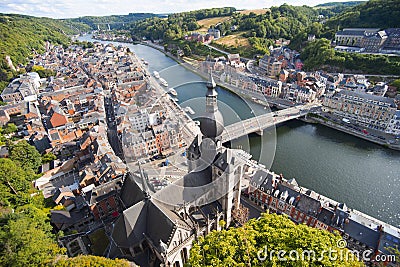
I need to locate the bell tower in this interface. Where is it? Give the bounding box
[199,72,224,142]
[187,72,224,172]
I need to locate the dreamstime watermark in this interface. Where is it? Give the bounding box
[256,239,397,263]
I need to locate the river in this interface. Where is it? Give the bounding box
[78,35,400,227]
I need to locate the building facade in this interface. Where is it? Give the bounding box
[322,90,397,131]
[259,55,282,78]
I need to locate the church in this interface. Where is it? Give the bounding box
[107,72,251,266]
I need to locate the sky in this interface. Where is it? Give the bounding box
[0,0,360,19]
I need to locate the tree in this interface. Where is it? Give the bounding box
[301,38,335,70]
[256,24,266,38]
[31,65,55,78]
[0,158,32,207]
[390,79,400,92]
[189,213,363,266]
[308,22,323,37]
[52,255,132,267]
[8,140,42,172]
[0,205,65,267]
[42,152,57,164]
[2,123,17,135]
[183,44,192,56]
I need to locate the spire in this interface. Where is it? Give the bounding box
[206,71,216,90]
[138,162,151,200]
[199,70,224,140]
[205,71,218,112]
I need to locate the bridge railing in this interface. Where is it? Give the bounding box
[220,105,318,142]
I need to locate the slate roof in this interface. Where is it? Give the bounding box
[344,214,381,249]
[275,183,300,205]
[336,29,369,37]
[31,135,51,153]
[250,169,271,189]
[51,210,87,231]
[295,191,322,217]
[153,166,212,207]
[89,176,123,205]
[111,198,193,251]
[337,90,396,107]
[119,173,145,209]
[317,207,335,225]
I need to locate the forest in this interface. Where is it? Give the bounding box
[63,13,157,31]
[301,38,400,75]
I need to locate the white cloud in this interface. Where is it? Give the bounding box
[0,0,357,18]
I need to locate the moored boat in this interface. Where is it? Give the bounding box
[168,88,177,96]
[153,71,160,79]
[159,78,168,87]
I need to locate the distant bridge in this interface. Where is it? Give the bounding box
[221,103,320,142]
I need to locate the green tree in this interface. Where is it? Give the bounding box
[308,22,323,37]
[31,65,55,78]
[256,24,267,38]
[189,213,363,266]
[301,38,335,70]
[42,152,57,164]
[0,14,73,67]
[390,79,400,92]
[0,158,32,207]
[0,205,65,267]
[2,123,17,135]
[9,140,42,172]
[52,255,131,267]
[183,44,192,56]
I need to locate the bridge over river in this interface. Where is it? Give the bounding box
[221,103,321,142]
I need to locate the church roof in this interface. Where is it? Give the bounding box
[153,166,212,207]
[111,197,193,251]
[120,173,145,209]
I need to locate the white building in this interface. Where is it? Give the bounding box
[129,109,150,132]
[385,111,400,137]
[1,72,41,103]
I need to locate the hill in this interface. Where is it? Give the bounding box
[130,7,236,41]
[197,16,231,32]
[314,1,366,18]
[0,13,77,92]
[63,13,158,31]
[315,1,366,8]
[0,14,74,65]
[130,5,318,57]
[326,0,400,29]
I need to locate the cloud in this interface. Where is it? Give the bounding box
[0,0,353,18]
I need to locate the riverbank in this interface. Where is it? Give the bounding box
[308,115,400,151]
[141,42,292,109]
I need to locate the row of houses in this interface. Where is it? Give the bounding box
[246,168,400,264]
[322,90,400,135]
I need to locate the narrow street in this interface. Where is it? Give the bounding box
[104,96,124,160]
